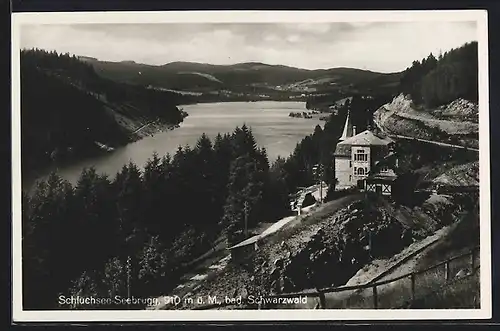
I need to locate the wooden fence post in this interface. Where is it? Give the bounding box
[319,292,326,309]
[444,261,450,281]
[410,273,416,302]
[470,248,476,270]
[372,286,378,309]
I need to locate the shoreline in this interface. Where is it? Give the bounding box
[22,99,315,193]
[22,114,188,194]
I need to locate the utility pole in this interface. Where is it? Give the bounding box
[126,255,131,309]
[313,164,324,204]
[368,230,373,259]
[244,201,249,238]
[319,163,323,204]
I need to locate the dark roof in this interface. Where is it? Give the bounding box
[366,167,398,183]
[366,174,398,182]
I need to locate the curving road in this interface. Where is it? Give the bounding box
[372,111,479,152]
[389,134,479,152]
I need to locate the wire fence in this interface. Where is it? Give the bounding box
[191,245,479,310]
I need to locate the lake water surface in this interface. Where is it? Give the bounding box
[27,101,323,189]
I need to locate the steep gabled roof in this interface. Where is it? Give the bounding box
[334,130,393,156]
[366,168,398,182]
[339,130,393,146]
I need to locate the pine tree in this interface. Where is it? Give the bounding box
[23,172,74,309]
[193,133,220,237]
[114,162,144,256]
[399,41,478,107]
[222,154,266,242]
[142,152,166,236]
[137,235,169,297]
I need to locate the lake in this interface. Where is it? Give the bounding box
[26,101,324,189]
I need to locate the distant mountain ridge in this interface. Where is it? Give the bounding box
[86,57,402,97]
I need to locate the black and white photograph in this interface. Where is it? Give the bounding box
[11,10,490,321]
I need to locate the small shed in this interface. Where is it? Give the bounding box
[227,235,261,263]
[364,169,398,196]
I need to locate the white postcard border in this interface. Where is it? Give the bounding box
[11,9,491,322]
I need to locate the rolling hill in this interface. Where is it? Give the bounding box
[81,57,403,99]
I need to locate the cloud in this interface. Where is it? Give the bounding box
[285,23,331,34]
[286,34,301,43]
[212,29,234,41]
[19,21,478,72]
[264,34,279,42]
[348,22,376,28]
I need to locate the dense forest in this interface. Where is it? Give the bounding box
[23,125,293,309]
[399,41,478,107]
[21,49,190,176]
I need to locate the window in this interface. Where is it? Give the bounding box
[380,165,389,172]
[349,161,352,167]
[354,149,368,161]
[349,175,352,181]
[357,168,365,176]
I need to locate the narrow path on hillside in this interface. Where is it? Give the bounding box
[390,134,479,152]
[131,121,157,134]
[150,190,358,310]
[373,108,479,152]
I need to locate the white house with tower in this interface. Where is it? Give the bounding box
[334,109,397,194]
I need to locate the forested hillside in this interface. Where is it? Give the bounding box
[90,60,312,89]
[399,41,478,107]
[21,49,189,176]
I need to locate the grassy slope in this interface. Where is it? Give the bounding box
[389,200,480,309]
[408,270,480,309]
[405,209,479,309]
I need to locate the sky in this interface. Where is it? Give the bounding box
[20,21,477,73]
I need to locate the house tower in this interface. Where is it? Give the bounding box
[339,109,355,141]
